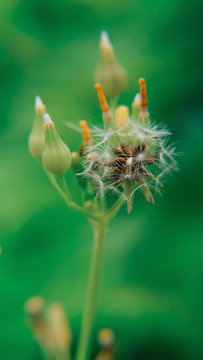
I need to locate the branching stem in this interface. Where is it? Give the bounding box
[46,171,124,360]
[46,172,98,220]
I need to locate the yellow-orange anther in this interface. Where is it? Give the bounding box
[95,84,109,112]
[139,78,148,108]
[79,121,93,146]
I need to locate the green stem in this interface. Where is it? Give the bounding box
[76,219,107,360]
[105,196,125,221]
[110,96,119,115]
[46,172,98,220]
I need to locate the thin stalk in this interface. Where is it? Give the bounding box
[46,172,98,220]
[105,196,125,221]
[110,96,119,116]
[76,220,107,360]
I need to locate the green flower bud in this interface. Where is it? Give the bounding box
[42,113,71,176]
[24,296,48,347]
[95,31,127,98]
[97,328,115,348]
[28,96,46,160]
[46,303,72,356]
[71,152,81,172]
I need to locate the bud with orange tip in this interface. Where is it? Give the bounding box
[95,83,112,127]
[79,121,93,147]
[95,84,109,112]
[138,78,149,120]
[139,78,148,109]
[79,120,93,157]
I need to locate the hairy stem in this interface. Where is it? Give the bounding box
[76,219,107,360]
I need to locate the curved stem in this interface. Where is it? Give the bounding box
[76,220,107,360]
[46,172,98,220]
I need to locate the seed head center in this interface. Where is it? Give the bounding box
[136,153,144,161]
[126,157,133,165]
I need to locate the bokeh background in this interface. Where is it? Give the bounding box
[0,0,203,359]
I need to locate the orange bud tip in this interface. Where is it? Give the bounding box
[139,78,148,110]
[79,120,93,147]
[94,83,109,112]
[94,83,102,91]
[44,113,54,127]
[139,78,145,85]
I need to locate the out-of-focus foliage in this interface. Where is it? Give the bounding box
[0,0,203,359]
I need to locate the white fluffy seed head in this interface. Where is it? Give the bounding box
[79,117,177,201]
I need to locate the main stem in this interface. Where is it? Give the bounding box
[76,219,107,360]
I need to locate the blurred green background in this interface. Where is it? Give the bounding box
[0,0,203,359]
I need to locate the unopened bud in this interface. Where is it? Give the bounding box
[24,296,48,347]
[95,31,127,98]
[100,31,112,53]
[42,113,71,176]
[28,96,46,160]
[115,105,129,128]
[98,328,115,349]
[35,96,46,115]
[47,302,72,355]
[71,152,81,171]
[24,296,44,316]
